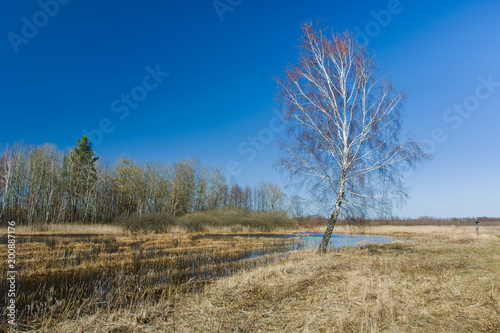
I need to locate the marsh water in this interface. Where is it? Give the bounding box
[1,232,402,323]
[195,232,402,256]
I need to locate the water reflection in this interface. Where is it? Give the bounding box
[198,232,403,258]
[2,232,403,323]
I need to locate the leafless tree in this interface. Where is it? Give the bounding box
[275,23,427,253]
[0,139,294,225]
[288,195,303,218]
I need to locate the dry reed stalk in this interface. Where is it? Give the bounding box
[5,225,500,332]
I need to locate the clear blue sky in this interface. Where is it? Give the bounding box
[1,0,499,218]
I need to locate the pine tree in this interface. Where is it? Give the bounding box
[61,136,99,222]
[74,136,99,173]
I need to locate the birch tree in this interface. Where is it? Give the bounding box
[208,165,226,210]
[0,144,29,223]
[0,146,15,221]
[275,24,427,253]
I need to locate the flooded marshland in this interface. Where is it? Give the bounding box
[0,231,401,327]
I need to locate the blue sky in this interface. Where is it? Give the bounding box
[1,0,499,218]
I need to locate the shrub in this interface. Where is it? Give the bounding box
[115,212,173,233]
[116,210,296,233]
[175,213,212,232]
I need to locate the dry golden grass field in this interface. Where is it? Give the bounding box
[2,224,500,332]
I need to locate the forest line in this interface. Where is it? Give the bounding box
[0,136,298,225]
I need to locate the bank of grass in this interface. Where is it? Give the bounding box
[38,225,500,332]
[10,222,123,235]
[116,209,297,233]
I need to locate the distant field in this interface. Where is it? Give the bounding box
[1,224,499,332]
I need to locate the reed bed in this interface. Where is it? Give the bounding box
[0,230,300,331]
[34,225,500,332]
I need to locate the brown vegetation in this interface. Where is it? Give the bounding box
[0,218,298,331]
[12,225,499,332]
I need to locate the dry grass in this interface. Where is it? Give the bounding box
[4,223,123,235]
[1,228,303,332]
[325,224,500,240]
[32,225,500,332]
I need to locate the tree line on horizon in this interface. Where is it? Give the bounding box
[0,137,297,225]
